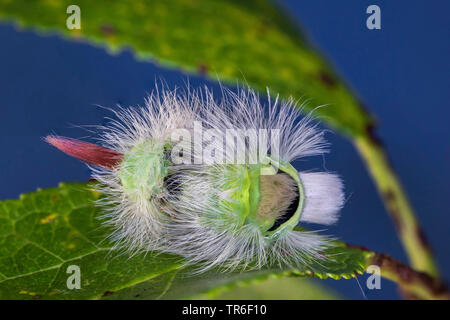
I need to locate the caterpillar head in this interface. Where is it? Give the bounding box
[46,86,344,271]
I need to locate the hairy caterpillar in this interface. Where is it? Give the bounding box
[46,86,344,272]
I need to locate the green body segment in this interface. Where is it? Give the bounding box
[208,158,305,238]
[200,165,260,230]
[118,139,304,238]
[119,140,170,201]
[211,164,263,229]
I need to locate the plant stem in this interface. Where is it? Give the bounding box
[353,134,439,277]
[350,245,449,300]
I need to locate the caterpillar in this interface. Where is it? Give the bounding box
[46,86,344,272]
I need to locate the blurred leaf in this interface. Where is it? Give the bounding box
[209,278,340,300]
[0,183,368,299]
[0,0,373,136]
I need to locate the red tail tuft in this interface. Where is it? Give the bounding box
[45,136,123,170]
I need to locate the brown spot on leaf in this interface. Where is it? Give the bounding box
[364,121,383,146]
[197,63,208,75]
[257,18,270,35]
[102,291,115,297]
[383,189,395,203]
[32,295,41,300]
[416,226,432,251]
[317,71,337,87]
[382,190,402,231]
[100,24,116,36]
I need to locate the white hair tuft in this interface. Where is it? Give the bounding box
[299,172,344,225]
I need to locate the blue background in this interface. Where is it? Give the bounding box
[0,1,448,299]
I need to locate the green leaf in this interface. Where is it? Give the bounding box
[104,268,341,300]
[0,0,373,137]
[0,183,369,299]
[209,278,341,300]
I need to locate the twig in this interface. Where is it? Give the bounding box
[348,244,449,300]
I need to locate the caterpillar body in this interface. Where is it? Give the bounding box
[46,86,344,272]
